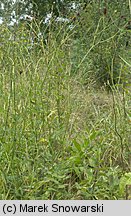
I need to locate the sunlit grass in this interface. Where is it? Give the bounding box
[0,16,130,199]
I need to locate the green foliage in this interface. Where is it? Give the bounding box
[119,173,131,198]
[0,1,130,200]
[70,0,130,85]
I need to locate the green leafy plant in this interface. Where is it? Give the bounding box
[119,173,131,198]
[0,1,130,200]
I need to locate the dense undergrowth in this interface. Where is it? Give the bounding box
[0,1,131,199]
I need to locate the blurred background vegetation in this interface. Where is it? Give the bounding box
[0,0,131,199]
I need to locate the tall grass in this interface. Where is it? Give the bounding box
[0,4,130,199]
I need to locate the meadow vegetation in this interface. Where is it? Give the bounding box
[0,1,131,199]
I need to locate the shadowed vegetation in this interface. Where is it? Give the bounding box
[0,0,131,199]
